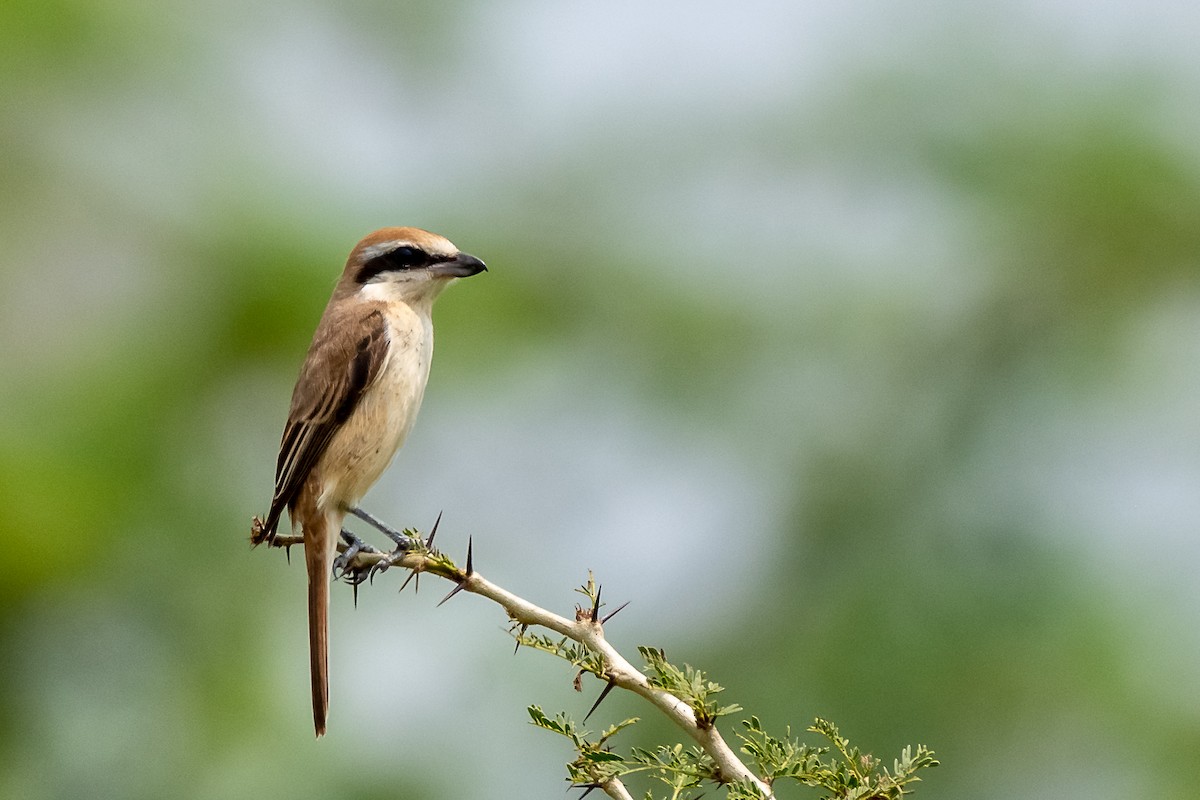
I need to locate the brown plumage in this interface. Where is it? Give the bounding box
[258,227,485,736]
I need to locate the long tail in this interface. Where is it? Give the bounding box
[304,513,334,737]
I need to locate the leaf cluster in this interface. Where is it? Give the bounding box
[637,646,743,728]
[512,629,607,678]
[528,706,637,788]
[737,716,938,799]
[629,743,717,798]
[527,643,937,799]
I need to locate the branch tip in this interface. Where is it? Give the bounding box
[249,515,271,547]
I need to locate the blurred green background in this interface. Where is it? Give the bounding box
[2,2,1197,798]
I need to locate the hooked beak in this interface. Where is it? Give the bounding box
[430,251,487,278]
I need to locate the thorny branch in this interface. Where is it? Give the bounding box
[252,520,775,799]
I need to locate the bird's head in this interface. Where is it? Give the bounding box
[339,227,487,305]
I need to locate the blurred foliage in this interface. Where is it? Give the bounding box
[1,3,1198,800]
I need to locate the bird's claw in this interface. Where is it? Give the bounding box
[367,556,395,582]
[366,533,417,581]
[333,529,379,581]
[329,513,420,587]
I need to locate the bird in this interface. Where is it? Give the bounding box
[254,227,486,736]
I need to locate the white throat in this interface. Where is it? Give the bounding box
[358,277,451,309]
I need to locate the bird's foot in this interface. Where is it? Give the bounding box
[343,509,418,581]
[333,529,380,583]
[366,537,420,582]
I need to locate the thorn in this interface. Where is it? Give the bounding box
[352,579,359,608]
[435,537,473,607]
[284,544,292,565]
[414,573,421,594]
[398,569,417,594]
[590,584,602,622]
[426,510,443,548]
[577,783,602,798]
[583,678,617,722]
[513,624,527,655]
[437,581,466,607]
[601,601,630,625]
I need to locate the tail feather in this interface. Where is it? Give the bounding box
[305,515,333,737]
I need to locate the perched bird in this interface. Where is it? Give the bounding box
[255,227,486,736]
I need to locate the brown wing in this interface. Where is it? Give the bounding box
[260,306,389,538]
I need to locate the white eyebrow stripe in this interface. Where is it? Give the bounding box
[359,241,408,261]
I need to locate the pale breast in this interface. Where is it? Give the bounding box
[317,303,434,510]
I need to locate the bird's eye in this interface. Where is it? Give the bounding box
[387,246,427,269]
[356,243,431,284]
